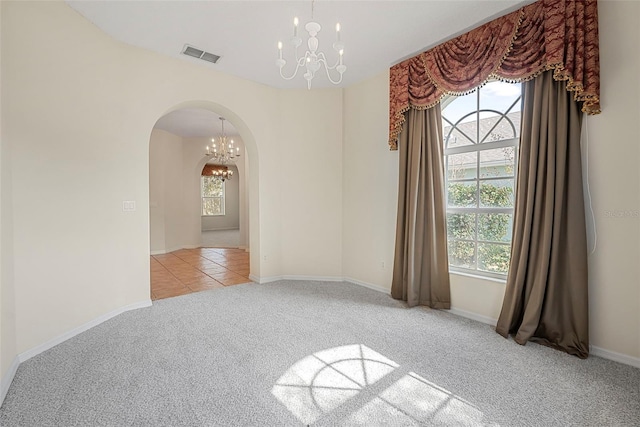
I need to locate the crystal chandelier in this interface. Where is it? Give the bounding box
[276,0,346,89]
[205,117,240,166]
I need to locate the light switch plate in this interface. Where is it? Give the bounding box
[123,201,136,212]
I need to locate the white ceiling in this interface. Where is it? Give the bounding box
[154,109,239,138]
[67,0,532,137]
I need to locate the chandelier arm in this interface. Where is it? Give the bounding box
[293,44,302,66]
[316,54,344,85]
[316,52,340,70]
[323,66,344,85]
[279,53,310,80]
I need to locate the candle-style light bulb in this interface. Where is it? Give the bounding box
[278,41,283,59]
[293,17,299,37]
[336,23,341,42]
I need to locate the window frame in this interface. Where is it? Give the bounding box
[442,84,521,280]
[201,175,225,217]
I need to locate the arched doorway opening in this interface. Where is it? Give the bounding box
[147,101,260,299]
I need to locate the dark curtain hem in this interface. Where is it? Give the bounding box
[495,70,589,359]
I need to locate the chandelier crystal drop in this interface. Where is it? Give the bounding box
[205,117,240,171]
[276,0,346,89]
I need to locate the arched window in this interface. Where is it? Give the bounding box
[441,81,521,278]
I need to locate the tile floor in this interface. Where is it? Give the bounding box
[150,248,251,300]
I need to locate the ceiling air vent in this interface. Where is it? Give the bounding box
[181,45,221,64]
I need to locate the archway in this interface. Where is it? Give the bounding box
[194,147,247,250]
[147,100,260,298]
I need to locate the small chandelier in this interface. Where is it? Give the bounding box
[205,117,240,164]
[203,164,233,181]
[212,166,233,181]
[276,0,346,89]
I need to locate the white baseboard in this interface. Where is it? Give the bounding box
[448,307,498,326]
[255,275,344,284]
[282,275,344,282]
[591,345,640,368]
[0,356,20,406]
[2,300,152,406]
[343,277,390,294]
[221,272,640,369]
[448,308,640,368]
[150,246,183,255]
[18,300,152,363]
[258,275,283,284]
[202,227,240,232]
[252,275,390,295]
[151,244,203,255]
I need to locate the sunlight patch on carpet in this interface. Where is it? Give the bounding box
[272,344,496,425]
[271,344,398,424]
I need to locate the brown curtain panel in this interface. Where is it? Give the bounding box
[496,71,589,358]
[391,107,451,309]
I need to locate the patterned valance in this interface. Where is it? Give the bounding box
[201,164,228,176]
[389,0,600,149]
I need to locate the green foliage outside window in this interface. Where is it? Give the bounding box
[202,176,224,216]
[202,176,223,197]
[447,182,514,274]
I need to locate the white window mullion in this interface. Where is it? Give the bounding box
[442,81,521,278]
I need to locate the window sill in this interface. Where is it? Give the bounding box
[449,270,507,284]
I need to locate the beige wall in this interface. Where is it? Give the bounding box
[5,0,154,355]
[342,0,640,359]
[342,71,398,288]
[149,129,184,253]
[1,0,18,387]
[238,150,250,250]
[278,89,344,277]
[585,0,640,359]
[1,0,343,358]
